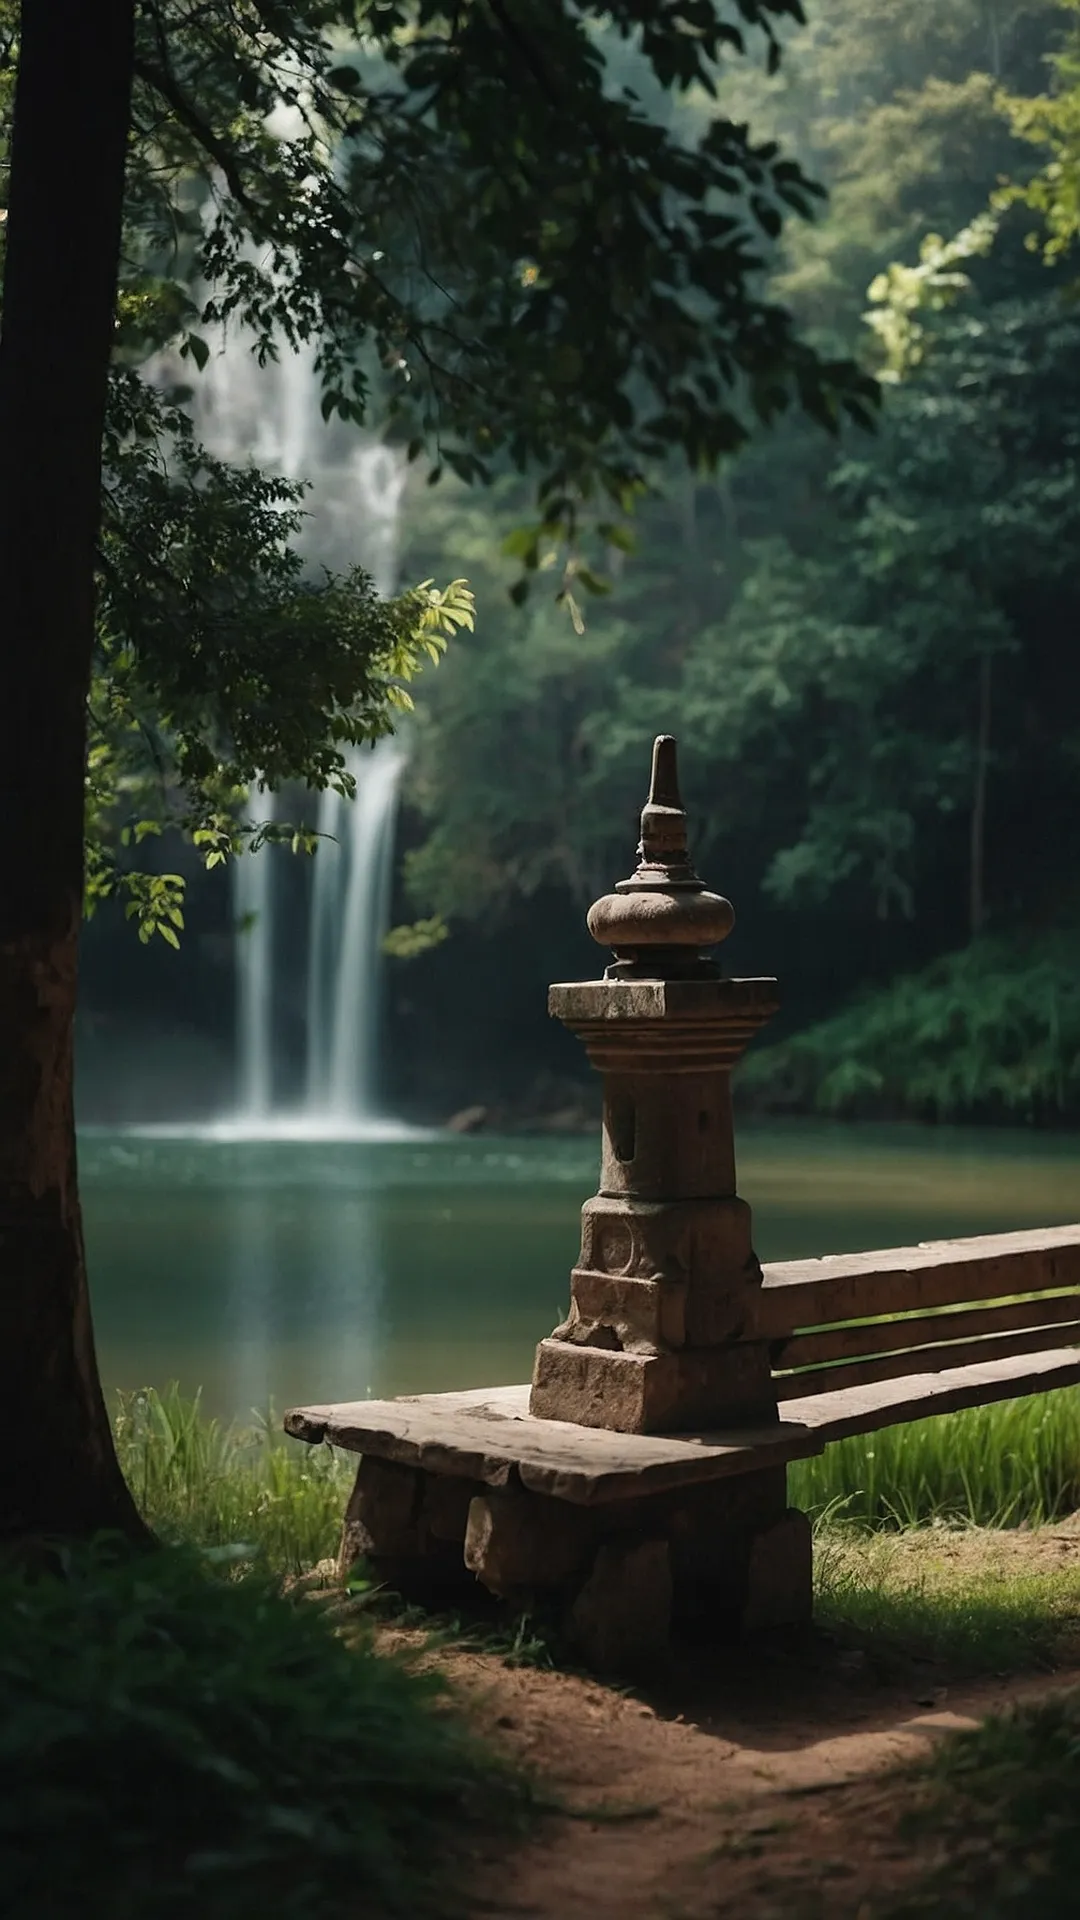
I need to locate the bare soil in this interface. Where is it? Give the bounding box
[405,1524,1080,1919]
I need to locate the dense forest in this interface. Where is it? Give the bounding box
[79,0,1080,1126]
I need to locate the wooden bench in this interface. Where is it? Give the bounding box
[286,1221,1080,1666]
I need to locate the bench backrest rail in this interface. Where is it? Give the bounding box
[756,1224,1080,1404]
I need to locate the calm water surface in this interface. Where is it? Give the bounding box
[80,1121,1080,1422]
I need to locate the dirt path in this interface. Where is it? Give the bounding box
[451,1642,1074,1918]
[408,1525,1080,1919]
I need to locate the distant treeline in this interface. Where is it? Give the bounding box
[79,0,1080,1125]
[387,0,1080,1122]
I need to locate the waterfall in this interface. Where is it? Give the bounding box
[305,741,405,1121]
[234,788,276,1119]
[180,322,412,1134]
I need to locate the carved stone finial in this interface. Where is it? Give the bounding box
[622,735,702,893]
[585,735,734,979]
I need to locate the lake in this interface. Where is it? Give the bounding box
[81,1120,1080,1424]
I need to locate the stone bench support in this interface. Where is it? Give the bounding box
[334,1443,810,1669]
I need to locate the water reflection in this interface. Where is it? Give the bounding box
[80,1123,1080,1423]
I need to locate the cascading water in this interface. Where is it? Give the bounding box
[305,741,405,1122]
[233,786,276,1120]
[182,328,412,1134]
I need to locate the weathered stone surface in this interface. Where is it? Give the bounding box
[664,1468,788,1628]
[560,1270,690,1352]
[337,1456,423,1576]
[550,984,778,1079]
[567,1537,673,1671]
[422,1473,476,1543]
[534,745,778,1436]
[564,1194,763,1351]
[578,1193,755,1284]
[463,1485,594,1596]
[332,1449,806,1651]
[599,1069,737,1201]
[530,1337,777,1435]
[286,1385,824,1504]
[742,1509,813,1632]
[338,1457,483,1607]
[548,975,779,1029]
[588,883,734,954]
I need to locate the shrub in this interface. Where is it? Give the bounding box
[739,931,1080,1123]
[0,1542,528,1920]
[889,1690,1080,1916]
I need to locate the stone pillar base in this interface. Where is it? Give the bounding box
[530,1335,777,1435]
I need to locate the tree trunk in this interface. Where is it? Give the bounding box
[0,0,146,1539]
[969,653,992,942]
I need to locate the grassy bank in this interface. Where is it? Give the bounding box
[119,1383,1080,1576]
[884,1689,1080,1917]
[815,1525,1080,1673]
[112,1385,353,1570]
[789,1388,1080,1529]
[6,1391,527,1918]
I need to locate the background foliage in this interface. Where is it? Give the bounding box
[63,0,1080,1123]
[377,0,1080,1122]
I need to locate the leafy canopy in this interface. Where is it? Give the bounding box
[996,0,1080,263]
[128,0,874,507]
[396,0,1080,964]
[2,0,877,938]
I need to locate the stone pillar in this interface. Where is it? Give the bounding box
[531,735,780,1436]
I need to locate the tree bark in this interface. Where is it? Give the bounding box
[969,653,992,942]
[0,0,146,1539]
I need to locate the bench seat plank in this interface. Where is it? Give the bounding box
[783,1346,1080,1443]
[756,1225,1080,1339]
[286,1347,1080,1505]
[285,1390,825,1505]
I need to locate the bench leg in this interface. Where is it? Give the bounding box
[463,1481,672,1671]
[567,1536,673,1671]
[336,1458,813,1662]
[338,1456,480,1607]
[666,1469,812,1634]
[743,1507,813,1631]
[462,1472,812,1667]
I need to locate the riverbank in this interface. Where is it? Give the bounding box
[111,1388,1080,1917]
[120,1383,1080,1569]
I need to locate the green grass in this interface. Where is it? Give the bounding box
[112,1384,352,1571]
[815,1526,1080,1673]
[115,1382,1080,1581]
[790,1388,1080,1529]
[0,1541,530,1920]
[111,1381,1080,1687]
[884,1690,1080,1917]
